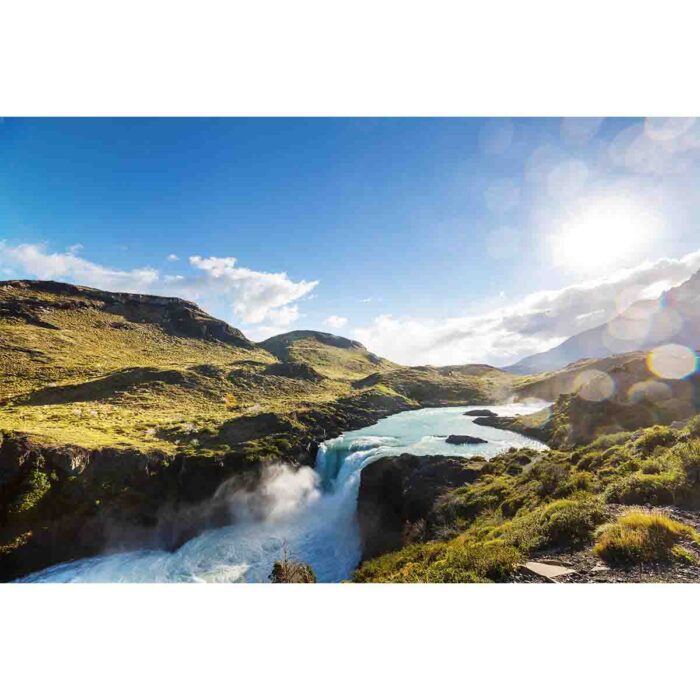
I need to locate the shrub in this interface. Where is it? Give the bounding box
[683,415,700,439]
[576,450,605,472]
[353,542,447,582]
[8,466,52,518]
[588,432,633,450]
[604,470,686,506]
[447,475,514,521]
[494,496,608,552]
[353,540,521,583]
[664,440,700,487]
[634,426,676,456]
[269,558,316,583]
[565,470,596,493]
[423,541,522,583]
[594,511,699,565]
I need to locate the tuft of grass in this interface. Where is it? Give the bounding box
[671,545,697,565]
[594,511,700,565]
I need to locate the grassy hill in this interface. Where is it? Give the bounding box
[0,282,515,454]
[354,364,520,405]
[0,281,356,452]
[259,330,398,380]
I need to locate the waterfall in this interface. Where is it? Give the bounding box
[18,403,549,583]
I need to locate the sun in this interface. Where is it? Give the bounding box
[549,195,663,274]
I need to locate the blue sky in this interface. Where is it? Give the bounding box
[3,117,700,365]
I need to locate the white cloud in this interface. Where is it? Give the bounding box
[0,242,158,291]
[166,254,179,262]
[186,256,317,324]
[353,250,700,366]
[0,242,318,331]
[325,315,348,330]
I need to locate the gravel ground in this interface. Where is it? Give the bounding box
[511,505,700,583]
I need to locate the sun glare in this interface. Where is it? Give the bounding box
[550,196,662,273]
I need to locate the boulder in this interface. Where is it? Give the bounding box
[464,409,497,417]
[445,434,488,445]
[521,561,577,581]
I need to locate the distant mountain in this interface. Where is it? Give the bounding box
[259,330,398,380]
[506,269,700,375]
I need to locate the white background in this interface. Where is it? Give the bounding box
[2,1,700,697]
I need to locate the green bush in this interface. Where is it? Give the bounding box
[683,416,700,439]
[269,558,316,583]
[604,470,686,506]
[8,466,52,518]
[353,540,521,583]
[664,440,700,482]
[447,475,514,521]
[423,541,522,583]
[493,496,608,552]
[634,426,676,456]
[588,432,633,450]
[353,542,448,583]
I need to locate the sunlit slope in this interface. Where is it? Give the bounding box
[259,330,399,380]
[0,281,352,450]
[493,350,700,447]
[0,281,530,454]
[355,364,520,405]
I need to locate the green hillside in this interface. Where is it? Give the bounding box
[259,330,398,380]
[0,281,353,452]
[0,282,513,454]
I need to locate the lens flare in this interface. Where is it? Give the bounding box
[646,344,698,380]
[628,380,673,404]
[574,369,615,402]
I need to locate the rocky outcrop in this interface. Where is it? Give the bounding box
[0,431,267,581]
[473,411,555,443]
[464,409,497,417]
[357,454,482,560]
[0,279,253,348]
[263,361,323,382]
[445,435,487,445]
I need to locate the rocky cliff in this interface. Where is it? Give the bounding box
[357,453,482,560]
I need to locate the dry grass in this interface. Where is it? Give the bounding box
[594,511,700,564]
